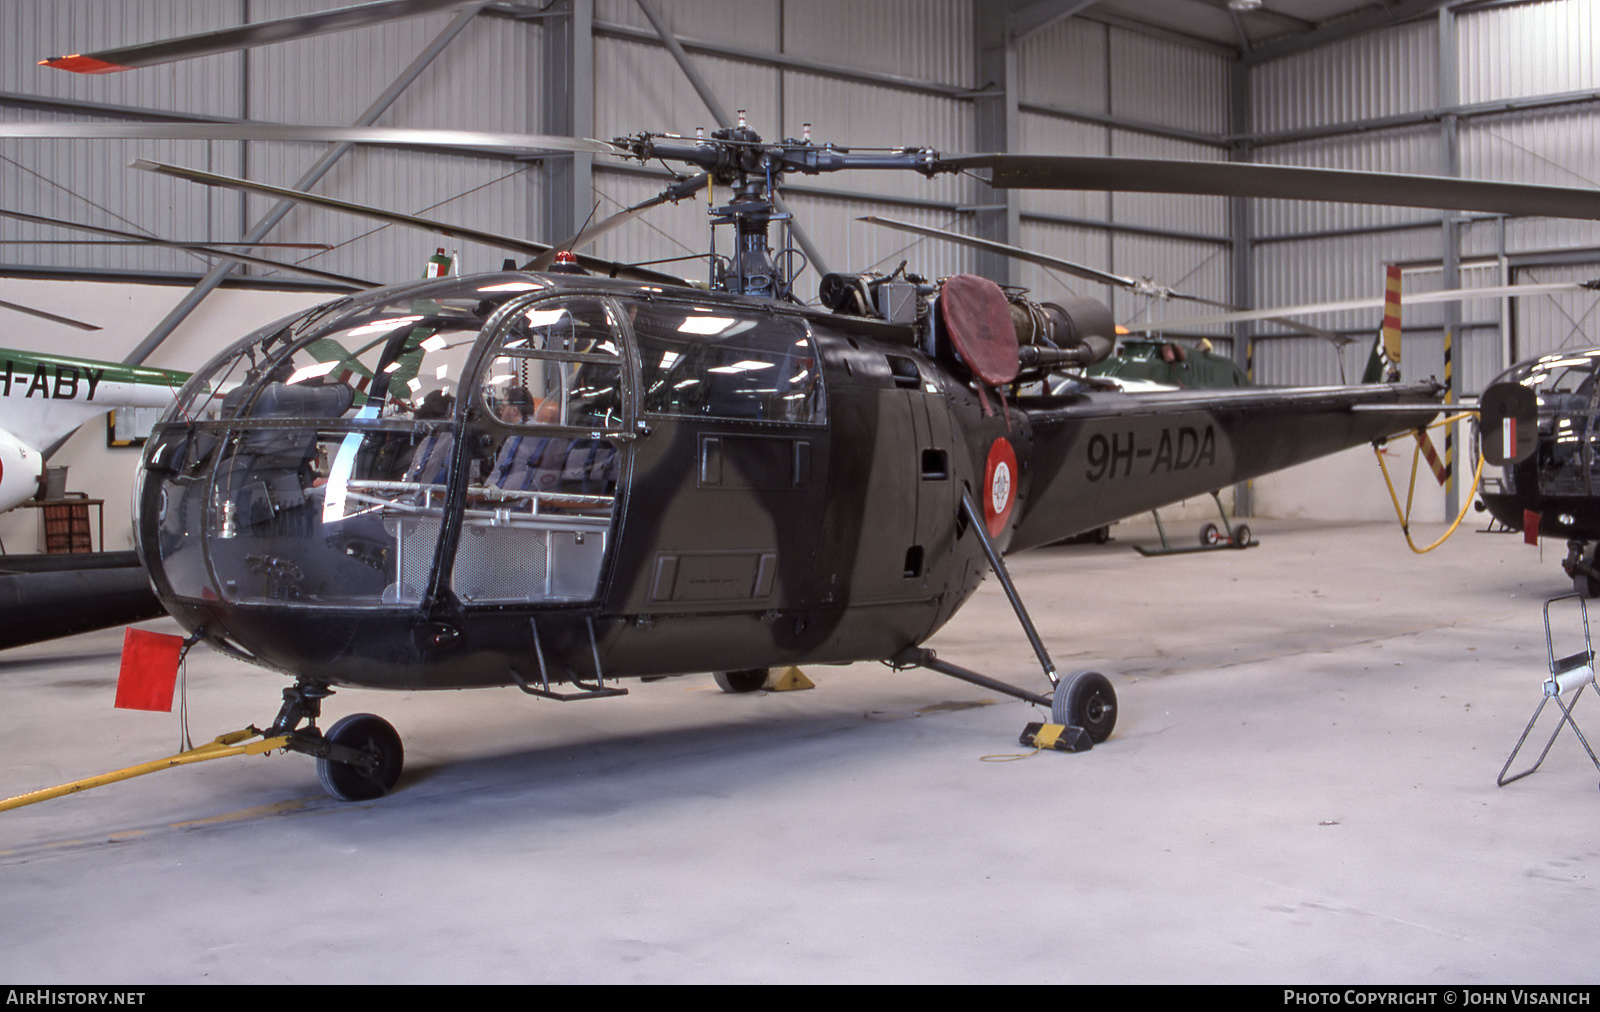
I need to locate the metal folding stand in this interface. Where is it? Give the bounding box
[1497,593,1600,787]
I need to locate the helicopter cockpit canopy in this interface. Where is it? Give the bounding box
[1490,348,1600,497]
[137,273,633,616]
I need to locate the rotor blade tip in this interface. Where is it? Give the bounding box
[40,54,127,74]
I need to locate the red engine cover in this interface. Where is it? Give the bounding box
[939,274,1018,387]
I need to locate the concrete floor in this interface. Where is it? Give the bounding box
[0,518,1595,984]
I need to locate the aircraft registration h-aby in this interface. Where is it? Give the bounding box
[17,0,1600,804]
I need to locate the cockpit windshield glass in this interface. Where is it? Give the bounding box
[143,276,550,609]
[1504,352,1600,414]
[479,298,628,433]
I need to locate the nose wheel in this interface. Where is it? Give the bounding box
[269,680,406,801]
[713,668,770,693]
[316,713,405,801]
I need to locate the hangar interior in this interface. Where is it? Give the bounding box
[6,0,1600,547]
[2,0,1600,985]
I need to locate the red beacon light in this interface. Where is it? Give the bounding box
[549,250,587,275]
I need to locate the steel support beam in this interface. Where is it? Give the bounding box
[1009,0,1100,43]
[1439,5,1463,519]
[1241,0,1455,67]
[1228,58,1255,517]
[974,4,1019,286]
[543,0,593,247]
[123,3,486,366]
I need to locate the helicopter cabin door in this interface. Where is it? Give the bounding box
[616,302,827,615]
[449,297,630,604]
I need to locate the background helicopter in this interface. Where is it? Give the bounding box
[1111,275,1600,591]
[0,324,186,649]
[13,0,1600,804]
[1475,348,1600,597]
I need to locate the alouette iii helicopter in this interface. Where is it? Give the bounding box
[120,115,1600,803]
[31,0,1600,805]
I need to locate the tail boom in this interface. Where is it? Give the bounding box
[1009,381,1444,551]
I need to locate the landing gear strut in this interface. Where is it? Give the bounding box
[1565,540,1600,598]
[895,490,1119,750]
[270,679,405,801]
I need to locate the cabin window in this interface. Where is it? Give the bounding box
[634,305,824,424]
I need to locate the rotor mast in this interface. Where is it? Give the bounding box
[611,121,939,300]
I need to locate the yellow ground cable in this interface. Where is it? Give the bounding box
[0,727,289,814]
[1373,413,1485,554]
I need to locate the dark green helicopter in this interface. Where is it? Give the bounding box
[124,118,1600,801]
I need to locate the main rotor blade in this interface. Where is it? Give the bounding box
[0,240,332,249]
[528,174,709,271]
[0,208,374,289]
[861,214,1133,290]
[1121,281,1597,333]
[859,214,1230,308]
[133,159,554,256]
[40,0,486,73]
[942,155,1600,221]
[0,122,613,156]
[859,214,1362,344]
[0,298,100,331]
[130,159,689,286]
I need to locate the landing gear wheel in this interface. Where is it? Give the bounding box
[1233,523,1251,548]
[1576,567,1600,599]
[1200,522,1222,546]
[317,713,404,801]
[713,668,769,693]
[1574,544,1600,602]
[1051,670,1117,744]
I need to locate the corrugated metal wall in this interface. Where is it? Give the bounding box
[1014,15,1232,325]
[1249,0,1600,392]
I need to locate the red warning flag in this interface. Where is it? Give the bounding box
[1413,429,1449,485]
[1524,509,1541,547]
[115,628,183,712]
